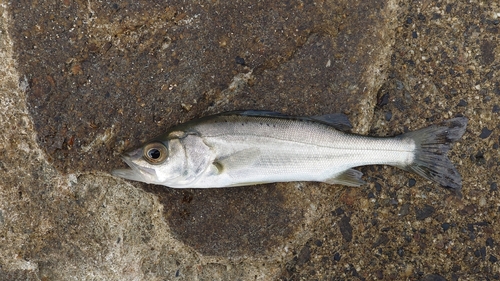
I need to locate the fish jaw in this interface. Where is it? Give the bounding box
[112,150,159,184]
[112,168,150,183]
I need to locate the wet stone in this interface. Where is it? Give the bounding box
[332,207,345,217]
[384,111,392,121]
[480,40,497,65]
[397,248,404,257]
[296,244,311,266]
[491,182,498,192]
[408,178,416,187]
[420,274,447,281]
[445,4,453,13]
[415,205,435,220]
[368,191,376,199]
[339,215,353,242]
[399,203,410,217]
[235,56,245,65]
[457,99,467,107]
[430,12,442,20]
[321,256,330,264]
[395,80,404,90]
[442,223,451,231]
[472,151,486,166]
[476,246,486,258]
[373,234,389,247]
[377,92,390,107]
[486,237,494,248]
[479,127,493,139]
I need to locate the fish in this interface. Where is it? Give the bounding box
[112,111,467,193]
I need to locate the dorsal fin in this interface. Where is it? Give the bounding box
[219,110,352,131]
[310,113,352,131]
[222,110,287,117]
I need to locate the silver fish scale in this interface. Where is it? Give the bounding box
[189,115,415,186]
[113,112,466,190]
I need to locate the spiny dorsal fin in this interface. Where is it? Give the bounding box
[221,111,352,131]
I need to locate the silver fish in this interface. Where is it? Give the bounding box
[112,111,467,192]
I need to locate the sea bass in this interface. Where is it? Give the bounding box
[112,111,467,192]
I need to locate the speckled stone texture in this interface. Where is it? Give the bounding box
[0,0,498,280]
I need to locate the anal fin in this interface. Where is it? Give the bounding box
[324,169,366,187]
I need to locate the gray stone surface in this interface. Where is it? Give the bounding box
[0,0,499,280]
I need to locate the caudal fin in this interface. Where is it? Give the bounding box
[399,117,468,193]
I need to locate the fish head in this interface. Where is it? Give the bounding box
[112,132,213,187]
[112,138,188,185]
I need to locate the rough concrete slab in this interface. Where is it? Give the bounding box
[0,0,499,280]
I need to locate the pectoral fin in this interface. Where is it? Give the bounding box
[215,148,261,173]
[324,169,366,187]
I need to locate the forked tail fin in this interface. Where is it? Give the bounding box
[399,117,468,194]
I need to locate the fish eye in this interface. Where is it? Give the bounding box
[143,142,168,164]
[148,149,161,159]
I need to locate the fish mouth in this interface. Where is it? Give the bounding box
[112,150,157,184]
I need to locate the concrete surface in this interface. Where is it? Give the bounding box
[0,0,498,280]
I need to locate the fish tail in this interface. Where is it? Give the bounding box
[399,117,468,194]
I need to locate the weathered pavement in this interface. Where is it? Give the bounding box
[0,1,499,280]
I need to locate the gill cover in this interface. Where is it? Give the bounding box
[145,131,213,186]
